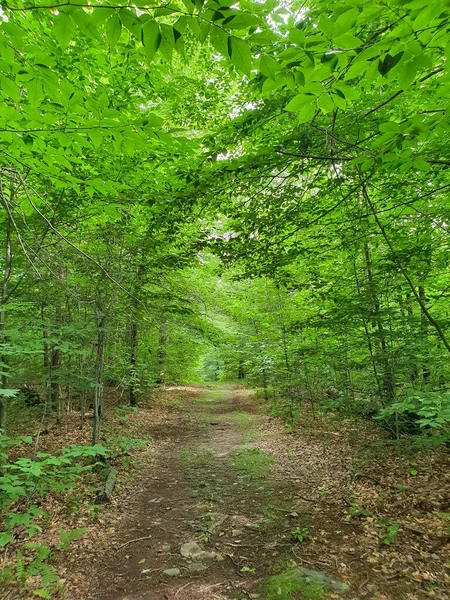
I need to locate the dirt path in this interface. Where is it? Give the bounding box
[70,385,449,600]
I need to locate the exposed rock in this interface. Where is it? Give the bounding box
[230,515,250,527]
[180,541,220,561]
[163,568,180,577]
[232,529,243,537]
[187,562,207,573]
[180,541,203,558]
[273,568,349,593]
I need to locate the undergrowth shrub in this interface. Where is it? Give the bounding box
[0,433,108,596]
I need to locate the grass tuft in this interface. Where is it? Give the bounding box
[233,447,273,479]
[261,571,325,600]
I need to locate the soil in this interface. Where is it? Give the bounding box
[62,385,450,600]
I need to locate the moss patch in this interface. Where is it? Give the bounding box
[233,447,274,479]
[261,571,325,600]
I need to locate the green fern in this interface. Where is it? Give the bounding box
[58,527,88,551]
[33,589,52,599]
[37,562,61,593]
[15,550,26,586]
[24,542,52,562]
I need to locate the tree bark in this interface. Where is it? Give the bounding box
[92,308,105,445]
[363,241,396,402]
[129,320,138,406]
[0,201,12,430]
[156,322,167,385]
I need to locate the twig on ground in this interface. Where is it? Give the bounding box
[116,535,152,552]
[175,582,193,596]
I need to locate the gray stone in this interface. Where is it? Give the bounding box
[188,562,207,573]
[163,568,180,577]
[180,541,218,561]
[232,529,243,537]
[244,522,260,530]
[180,541,203,558]
[279,568,349,593]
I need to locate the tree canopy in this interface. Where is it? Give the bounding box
[1,0,450,437]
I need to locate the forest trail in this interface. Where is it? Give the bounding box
[68,386,440,600]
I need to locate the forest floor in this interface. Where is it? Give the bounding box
[56,385,450,600]
[60,386,450,600]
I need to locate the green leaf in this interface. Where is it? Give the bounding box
[0,532,13,547]
[119,9,141,39]
[378,52,404,76]
[333,8,359,36]
[259,55,280,80]
[0,389,18,398]
[210,28,229,56]
[398,60,418,90]
[142,20,161,60]
[297,103,316,124]
[25,79,44,106]
[105,13,122,49]
[228,37,252,75]
[334,34,362,49]
[413,158,430,172]
[89,129,104,149]
[1,77,19,102]
[224,14,260,30]
[53,13,76,49]
[317,93,334,113]
[285,93,312,112]
[344,61,370,80]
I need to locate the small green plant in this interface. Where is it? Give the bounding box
[240,566,256,574]
[409,461,418,476]
[379,523,401,545]
[114,404,138,419]
[377,389,450,442]
[346,496,371,519]
[11,543,62,598]
[88,503,103,521]
[0,435,109,596]
[234,411,250,428]
[179,445,212,468]
[58,527,88,551]
[292,526,309,543]
[438,512,450,535]
[233,448,274,479]
[107,436,150,456]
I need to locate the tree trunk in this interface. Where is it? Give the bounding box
[129,320,138,406]
[156,322,168,385]
[92,310,105,445]
[354,260,382,396]
[0,204,12,430]
[363,242,396,402]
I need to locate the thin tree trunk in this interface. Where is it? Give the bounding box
[92,309,105,445]
[363,242,395,402]
[129,320,138,406]
[0,203,12,430]
[353,260,382,396]
[156,322,167,385]
[363,182,450,354]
